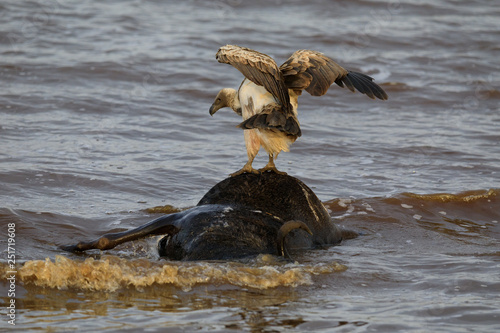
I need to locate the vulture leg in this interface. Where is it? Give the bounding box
[231,130,261,176]
[259,154,287,175]
[230,160,260,177]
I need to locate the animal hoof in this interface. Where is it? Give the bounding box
[60,243,82,253]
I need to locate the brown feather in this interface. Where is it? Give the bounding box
[279,49,388,100]
[280,49,347,96]
[216,45,293,115]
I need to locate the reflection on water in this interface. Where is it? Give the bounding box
[16,283,311,331]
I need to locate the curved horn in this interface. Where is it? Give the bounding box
[276,220,313,259]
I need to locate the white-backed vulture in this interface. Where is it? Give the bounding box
[209,45,388,176]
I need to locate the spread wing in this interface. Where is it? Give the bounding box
[279,50,388,100]
[216,45,293,115]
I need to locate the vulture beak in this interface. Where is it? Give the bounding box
[210,102,222,116]
[209,103,217,116]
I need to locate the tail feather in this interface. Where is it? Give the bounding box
[237,104,302,137]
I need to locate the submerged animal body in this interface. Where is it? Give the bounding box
[210,45,388,176]
[61,173,344,260]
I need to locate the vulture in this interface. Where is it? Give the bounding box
[209,45,388,176]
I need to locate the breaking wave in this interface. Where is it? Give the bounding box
[1,255,346,292]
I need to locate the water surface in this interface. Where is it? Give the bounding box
[1,0,499,332]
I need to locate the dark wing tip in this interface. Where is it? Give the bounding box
[339,71,388,100]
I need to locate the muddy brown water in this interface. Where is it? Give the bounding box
[1,0,499,332]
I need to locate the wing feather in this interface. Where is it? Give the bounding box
[216,45,293,114]
[280,50,388,100]
[335,71,388,100]
[280,50,346,96]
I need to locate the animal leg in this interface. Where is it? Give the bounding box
[61,214,180,252]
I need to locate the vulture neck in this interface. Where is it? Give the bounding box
[226,88,241,113]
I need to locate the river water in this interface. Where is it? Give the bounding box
[1,0,499,332]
